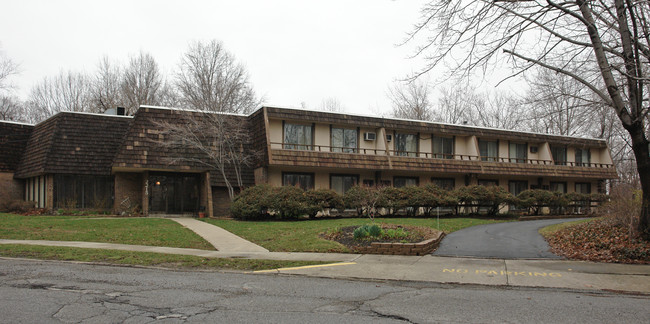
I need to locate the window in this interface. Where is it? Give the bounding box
[362,179,375,187]
[283,122,313,150]
[53,175,113,209]
[509,180,528,196]
[432,136,454,159]
[330,174,359,194]
[395,133,418,157]
[431,178,455,190]
[478,139,498,161]
[551,146,567,165]
[379,180,392,187]
[331,127,358,153]
[575,148,591,166]
[509,142,527,163]
[575,182,591,194]
[394,176,419,188]
[550,182,567,193]
[478,179,499,187]
[282,173,314,190]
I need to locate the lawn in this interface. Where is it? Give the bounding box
[0,213,214,250]
[206,217,509,253]
[0,244,326,271]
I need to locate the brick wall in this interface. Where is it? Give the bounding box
[0,172,23,207]
[114,172,142,215]
[354,232,445,256]
[211,186,232,217]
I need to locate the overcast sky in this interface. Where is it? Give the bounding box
[1,0,461,116]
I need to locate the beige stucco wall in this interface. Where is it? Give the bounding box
[268,119,283,149]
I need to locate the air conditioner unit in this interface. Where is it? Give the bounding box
[386,134,392,142]
[364,132,376,141]
[530,146,538,153]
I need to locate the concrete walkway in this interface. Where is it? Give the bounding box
[171,218,269,253]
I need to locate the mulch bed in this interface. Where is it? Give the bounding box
[323,223,441,251]
[545,218,649,264]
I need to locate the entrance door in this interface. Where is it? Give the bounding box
[149,173,200,214]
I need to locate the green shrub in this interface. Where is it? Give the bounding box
[454,185,512,215]
[353,224,383,240]
[344,186,379,217]
[230,184,273,219]
[353,226,369,239]
[376,186,407,216]
[382,228,408,240]
[303,189,344,218]
[517,189,570,215]
[367,224,382,237]
[268,186,309,219]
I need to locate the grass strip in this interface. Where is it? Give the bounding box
[538,218,595,238]
[206,217,509,253]
[0,244,327,271]
[0,214,214,250]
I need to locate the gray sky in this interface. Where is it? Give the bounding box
[1,0,437,115]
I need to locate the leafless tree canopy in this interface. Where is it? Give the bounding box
[388,79,434,121]
[121,51,165,115]
[319,97,345,112]
[28,70,94,121]
[411,0,650,237]
[176,40,258,114]
[154,112,258,200]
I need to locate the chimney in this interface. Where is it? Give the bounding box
[117,107,126,116]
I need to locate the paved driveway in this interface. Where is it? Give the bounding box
[433,218,585,259]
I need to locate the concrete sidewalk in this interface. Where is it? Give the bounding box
[171,218,269,253]
[1,239,649,294]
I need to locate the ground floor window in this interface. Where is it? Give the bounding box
[330,174,359,194]
[478,179,499,187]
[25,176,47,208]
[550,182,567,193]
[509,180,528,196]
[282,172,314,190]
[431,178,455,190]
[575,182,591,194]
[54,174,113,209]
[394,176,419,188]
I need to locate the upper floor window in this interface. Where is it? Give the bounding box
[432,136,454,159]
[394,176,419,188]
[283,172,314,190]
[551,145,567,165]
[395,133,418,157]
[575,148,590,166]
[331,127,357,153]
[478,139,498,161]
[509,142,527,163]
[283,122,313,150]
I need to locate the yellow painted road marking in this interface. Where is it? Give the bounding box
[254,262,356,273]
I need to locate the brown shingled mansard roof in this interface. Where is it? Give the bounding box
[0,121,34,173]
[112,106,255,187]
[14,112,132,178]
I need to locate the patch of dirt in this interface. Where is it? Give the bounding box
[545,218,649,264]
[323,223,441,251]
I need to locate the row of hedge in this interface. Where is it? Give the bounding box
[229,184,606,219]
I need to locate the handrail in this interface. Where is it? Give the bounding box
[269,142,615,169]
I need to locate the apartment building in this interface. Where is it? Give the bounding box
[0,105,618,217]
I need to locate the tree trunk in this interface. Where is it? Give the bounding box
[628,125,650,239]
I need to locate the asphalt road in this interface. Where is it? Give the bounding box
[1,258,648,323]
[433,218,585,259]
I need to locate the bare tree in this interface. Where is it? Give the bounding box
[154,112,258,200]
[435,86,474,124]
[91,56,124,113]
[0,96,26,122]
[176,40,258,113]
[410,1,650,237]
[319,97,345,112]
[0,50,19,93]
[27,70,93,121]
[388,79,434,121]
[121,51,164,115]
